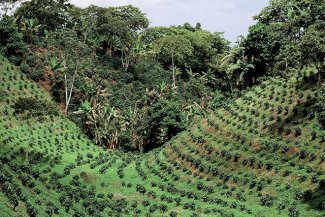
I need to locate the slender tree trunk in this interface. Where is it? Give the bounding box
[64,73,76,114]
[25,150,29,164]
[125,54,129,71]
[317,71,322,96]
[64,73,68,113]
[121,46,130,71]
[26,121,31,164]
[121,49,125,68]
[316,64,324,97]
[228,75,233,97]
[63,54,77,115]
[124,52,130,71]
[172,52,176,88]
[317,72,320,95]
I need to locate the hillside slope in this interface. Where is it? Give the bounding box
[0,56,324,217]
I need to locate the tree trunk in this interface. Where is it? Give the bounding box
[25,150,29,165]
[64,73,68,114]
[172,52,176,88]
[228,75,233,97]
[316,64,324,97]
[64,68,77,114]
[121,47,130,71]
[317,71,322,96]
[121,49,125,69]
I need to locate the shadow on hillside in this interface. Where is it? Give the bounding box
[304,187,325,211]
[267,77,319,136]
[268,98,317,135]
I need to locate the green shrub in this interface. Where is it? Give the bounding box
[20,62,32,75]
[12,97,58,117]
[30,66,44,82]
[145,99,187,150]
[0,16,27,64]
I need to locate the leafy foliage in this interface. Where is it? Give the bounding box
[146,99,187,149]
[13,97,58,117]
[0,15,26,63]
[0,1,324,215]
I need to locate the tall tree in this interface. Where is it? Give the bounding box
[48,29,93,114]
[0,15,26,63]
[21,18,40,44]
[87,5,149,70]
[14,0,71,31]
[299,23,325,94]
[154,34,193,87]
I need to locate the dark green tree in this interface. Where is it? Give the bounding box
[0,15,26,63]
[145,99,187,150]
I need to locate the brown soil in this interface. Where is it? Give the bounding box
[82,173,97,183]
[287,146,299,155]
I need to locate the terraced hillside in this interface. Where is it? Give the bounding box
[0,56,324,217]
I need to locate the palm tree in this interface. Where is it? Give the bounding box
[21,18,41,44]
[74,100,102,145]
[186,68,198,79]
[107,36,144,71]
[106,35,121,56]
[132,39,148,62]
[74,87,111,146]
[80,16,97,45]
[227,59,255,86]
[201,69,218,87]
[157,81,168,98]
[182,102,206,122]
[49,57,62,72]
[221,38,255,90]
[124,106,144,151]
[220,45,245,68]
[170,64,182,89]
[287,2,310,21]
[103,106,124,149]
[186,68,211,108]
[75,101,97,141]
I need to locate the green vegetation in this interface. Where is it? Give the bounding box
[0,0,324,216]
[13,97,58,117]
[0,56,324,216]
[0,0,232,152]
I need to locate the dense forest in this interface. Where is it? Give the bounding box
[0,0,324,216]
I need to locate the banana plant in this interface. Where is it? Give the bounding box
[170,64,182,89]
[201,68,218,87]
[220,45,245,67]
[287,2,310,20]
[185,68,198,78]
[49,57,63,72]
[227,59,254,86]
[80,17,97,45]
[157,81,168,98]
[103,106,125,149]
[21,18,41,44]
